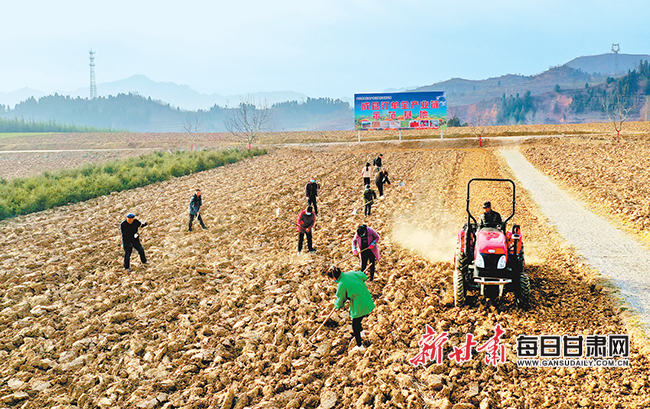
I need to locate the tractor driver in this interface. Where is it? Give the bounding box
[478,201,502,229]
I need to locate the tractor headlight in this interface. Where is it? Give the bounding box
[497,255,506,269]
[475,254,485,268]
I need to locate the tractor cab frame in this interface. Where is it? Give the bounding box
[453,178,530,308]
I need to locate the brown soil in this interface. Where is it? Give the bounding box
[521,137,650,244]
[0,143,648,408]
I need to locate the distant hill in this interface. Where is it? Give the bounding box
[413,53,650,108]
[0,88,47,108]
[414,66,608,107]
[68,75,310,111]
[0,93,352,132]
[565,53,650,75]
[0,76,311,111]
[450,60,650,126]
[2,52,648,131]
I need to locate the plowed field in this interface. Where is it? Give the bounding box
[522,138,650,242]
[1,143,649,408]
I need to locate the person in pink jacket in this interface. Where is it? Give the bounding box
[351,224,380,281]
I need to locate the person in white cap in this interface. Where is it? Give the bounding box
[120,213,148,271]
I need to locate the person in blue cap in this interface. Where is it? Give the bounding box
[120,213,148,271]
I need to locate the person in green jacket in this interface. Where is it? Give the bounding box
[326,266,375,351]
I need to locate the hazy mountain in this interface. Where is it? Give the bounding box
[0,87,47,108]
[0,76,312,111]
[2,52,648,130]
[383,86,419,93]
[67,75,311,110]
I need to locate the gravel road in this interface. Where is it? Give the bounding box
[501,149,650,335]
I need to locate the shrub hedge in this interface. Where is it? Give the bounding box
[0,148,265,220]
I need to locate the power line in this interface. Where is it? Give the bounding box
[89,50,97,99]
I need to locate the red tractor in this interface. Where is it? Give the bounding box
[453,178,530,308]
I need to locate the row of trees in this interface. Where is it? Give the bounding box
[0,94,352,134]
[0,117,118,133]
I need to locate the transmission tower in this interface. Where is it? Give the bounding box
[89,50,97,99]
[611,43,620,76]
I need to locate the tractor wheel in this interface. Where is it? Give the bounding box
[453,265,466,307]
[455,251,469,272]
[516,272,531,310]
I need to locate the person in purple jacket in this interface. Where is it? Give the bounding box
[351,224,380,281]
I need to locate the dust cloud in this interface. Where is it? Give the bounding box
[391,218,458,263]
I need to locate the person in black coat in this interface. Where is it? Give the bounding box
[375,170,390,197]
[478,201,503,229]
[363,185,377,216]
[373,154,383,171]
[189,189,207,231]
[297,205,316,254]
[120,213,148,271]
[305,178,320,216]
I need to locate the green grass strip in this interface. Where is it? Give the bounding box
[0,148,265,220]
[0,117,123,133]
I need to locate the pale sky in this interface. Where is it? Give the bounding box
[1,0,648,99]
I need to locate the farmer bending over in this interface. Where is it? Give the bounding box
[352,224,380,281]
[326,266,375,352]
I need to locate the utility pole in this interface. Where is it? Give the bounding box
[89,50,97,99]
[611,44,620,77]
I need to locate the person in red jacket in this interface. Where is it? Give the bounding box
[297,205,316,254]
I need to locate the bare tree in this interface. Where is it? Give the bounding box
[468,109,491,147]
[602,91,636,142]
[183,112,204,134]
[224,96,273,149]
[446,106,463,127]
